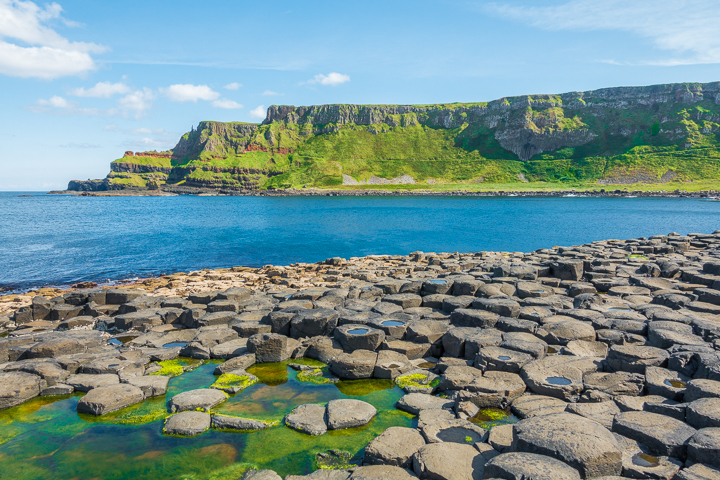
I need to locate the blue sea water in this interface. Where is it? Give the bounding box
[0,192,718,292]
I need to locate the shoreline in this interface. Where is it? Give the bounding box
[47,186,720,198]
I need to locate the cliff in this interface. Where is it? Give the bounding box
[68,81,720,191]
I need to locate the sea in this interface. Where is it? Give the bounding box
[0,192,718,292]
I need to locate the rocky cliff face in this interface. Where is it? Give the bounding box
[68,81,720,191]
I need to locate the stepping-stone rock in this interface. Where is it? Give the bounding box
[511,394,568,419]
[247,333,290,363]
[383,294,423,309]
[334,324,385,352]
[364,426,426,467]
[612,411,697,459]
[615,433,682,480]
[213,353,256,374]
[614,394,673,412]
[474,298,521,318]
[607,345,669,374]
[412,442,484,480]
[565,400,621,429]
[685,380,720,403]
[488,423,514,453]
[164,411,211,436]
[242,470,282,480]
[168,388,227,413]
[483,452,581,480]
[512,413,622,477]
[675,463,720,480]
[326,399,376,430]
[12,361,69,386]
[290,309,339,338]
[420,418,487,444]
[66,373,119,392]
[41,384,74,396]
[689,428,720,469]
[373,350,413,379]
[77,384,144,415]
[286,471,350,480]
[211,338,249,359]
[538,319,596,345]
[330,350,377,380]
[285,404,327,436]
[0,372,46,409]
[396,393,454,415]
[125,375,169,397]
[645,366,690,400]
[349,465,417,480]
[564,340,608,358]
[583,372,645,398]
[687,398,720,429]
[211,414,272,431]
[26,337,88,358]
[520,358,584,401]
[417,409,456,429]
[475,346,533,373]
[450,308,499,328]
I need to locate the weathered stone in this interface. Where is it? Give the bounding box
[330,350,377,380]
[326,399,376,430]
[349,465,417,480]
[334,324,385,352]
[612,411,696,459]
[77,384,144,415]
[247,333,290,363]
[284,404,327,436]
[687,398,720,429]
[420,418,488,444]
[163,411,211,436]
[396,393,454,415]
[412,442,484,480]
[126,375,169,397]
[0,372,45,409]
[483,452,581,480]
[374,350,413,379]
[607,345,669,374]
[211,413,272,431]
[512,413,622,477]
[168,388,227,413]
[364,426,426,467]
[66,373,119,392]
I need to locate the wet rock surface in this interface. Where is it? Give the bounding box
[3,230,720,479]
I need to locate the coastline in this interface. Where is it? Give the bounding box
[47,186,720,198]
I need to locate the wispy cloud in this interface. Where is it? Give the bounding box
[483,0,720,65]
[69,81,130,98]
[212,98,243,109]
[117,88,154,119]
[249,105,266,119]
[160,84,220,102]
[304,72,350,86]
[0,0,106,79]
[60,142,101,148]
[224,82,242,90]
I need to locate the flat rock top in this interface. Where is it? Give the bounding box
[326,399,377,430]
[284,404,328,436]
[168,388,227,413]
[163,411,211,436]
[484,452,581,480]
[396,393,454,415]
[77,383,145,415]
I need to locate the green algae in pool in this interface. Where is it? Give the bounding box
[469,408,519,429]
[0,359,413,479]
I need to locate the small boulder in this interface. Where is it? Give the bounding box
[285,404,328,436]
[326,399,376,430]
[168,388,227,413]
[77,384,144,415]
[164,411,211,436]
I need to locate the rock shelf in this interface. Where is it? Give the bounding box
[2,230,720,479]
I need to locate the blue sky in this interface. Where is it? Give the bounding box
[1,0,720,190]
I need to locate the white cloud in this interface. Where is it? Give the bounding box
[0,0,106,79]
[306,72,350,86]
[484,0,720,65]
[118,88,154,119]
[160,84,220,102]
[69,81,130,98]
[37,95,69,108]
[249,105,266,119]
[224,82,242,90]
[212,98,243,109]
[60,142,101,148]
[262,90,283,96]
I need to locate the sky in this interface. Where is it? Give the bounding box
[1,0,720,190]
